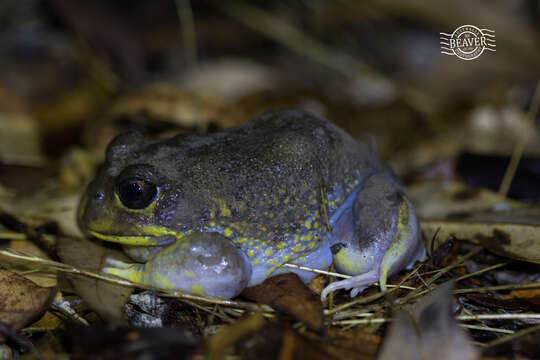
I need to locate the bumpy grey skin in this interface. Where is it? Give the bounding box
[79,109,425,299]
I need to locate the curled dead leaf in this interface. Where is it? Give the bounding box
[57,236,133,324]
[241,273,324,332]
[0,270,57,330]
[422,213,540,264]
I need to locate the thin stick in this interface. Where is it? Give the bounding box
[332,318,390,325]
[334,313,540,326]
[409,280,539,299]
[282,263,349,279]
[214,1,434,118]
[181,299,234,323]
[0,248,273,312]
[460,324,514,334]
[282,263,414,290]
[453,282,540,294]
[454,262,508,282]
[483,324,540,349]
[499,80,540,196]
[175,0,198,68]
[397,247,483,304]
[0,233,28,240]
[457,314,540,321]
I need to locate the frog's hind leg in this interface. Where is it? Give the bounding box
[322,173,425,300]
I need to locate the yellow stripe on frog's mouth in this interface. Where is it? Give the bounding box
[89,225,185,246]
[89,231,162,245]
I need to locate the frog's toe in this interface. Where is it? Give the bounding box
[102,260,144,283]
[104,257,132,269]
[321,269,378,301]
[328,174,425,300]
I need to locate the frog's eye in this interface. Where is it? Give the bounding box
[116,179,158,209]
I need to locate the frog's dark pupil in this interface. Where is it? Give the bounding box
[117,179,157,209]
[126,182,142,200]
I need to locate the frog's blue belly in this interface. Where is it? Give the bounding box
[248,185,363,286]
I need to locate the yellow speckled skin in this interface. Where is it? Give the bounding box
[78,110,425,299]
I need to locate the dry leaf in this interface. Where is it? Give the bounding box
[0,87,45,167]
[109,83,237,129]
[412,181,540,263]
[241,273,324,332]
[3,240,58,288]
[421,207,540,264]
[179,58,280,101]
[57,236,133,324]
[409,180,522,220]
[0,270,57,330]
[207,312,266,360]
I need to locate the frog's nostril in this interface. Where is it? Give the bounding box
[94,191,105,201]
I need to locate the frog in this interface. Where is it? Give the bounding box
[78,109,425,300]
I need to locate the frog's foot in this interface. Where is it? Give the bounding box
[326,173,425,301]
[104,257,135,269]
[321,269,378,301]
[102,258,145,283]
[103,232,252,298]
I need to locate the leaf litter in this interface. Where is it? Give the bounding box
[1,2,540,359]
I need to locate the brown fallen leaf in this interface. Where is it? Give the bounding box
[378,282,478,360]
[0,94,46,167]
[57,236,133,324]
[415,181,540,264]
[2,239,59,288]
[465,294,540,312]
[409,180,523,220]
[109,83,239,129]
[504,289,540,310]
[230,317,378,360]
[207,312,266,360]
[0,270,57,330]
[422,209,540,264]
[322,327,380,360]
[241,273,324,332]
[427,236,459,267]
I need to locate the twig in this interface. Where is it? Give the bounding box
[175,0,198,68]
[460,324,514,334]
[453,282,540,295]
[333,313,540,326]
[498,79,540,197]
[457,314,540,321]
[282,263,415,290]
[483,323,540,349]
[397,247,483,304]
[454,262,508,282]
[0,248,273,313]
[214,1,435,118]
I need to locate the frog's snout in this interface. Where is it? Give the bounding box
[78,179,112,235]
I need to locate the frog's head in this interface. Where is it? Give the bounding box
[78,131,193,246]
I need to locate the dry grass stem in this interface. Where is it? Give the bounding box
[499,79,540,197]
[483,323,540,349]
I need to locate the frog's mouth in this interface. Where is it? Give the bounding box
[88,226,183,246]
[89,231,163,246]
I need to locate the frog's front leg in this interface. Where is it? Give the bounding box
[103,232,252,298]
[322,174,425,300]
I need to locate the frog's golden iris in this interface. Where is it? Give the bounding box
[78,110,425,299]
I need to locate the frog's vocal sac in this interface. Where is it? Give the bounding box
[78,109,425,300]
